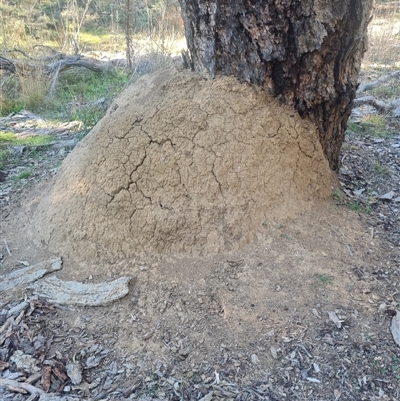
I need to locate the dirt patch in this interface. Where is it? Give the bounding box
[32,66,333,264]
[3,197,399,400]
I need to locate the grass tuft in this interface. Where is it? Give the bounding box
[374,163,391,176]
[347,115,389,138]
[14,170,31,180]
[0,148,9,170]
[0,132,53,146]
[318,274,332,284]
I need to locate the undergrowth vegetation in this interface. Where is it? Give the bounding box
[0,0,183,136]
[347,115,389,138]
[0,68,131,133]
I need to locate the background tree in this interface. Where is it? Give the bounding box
[179,0,374,170]
[125,0,134,71]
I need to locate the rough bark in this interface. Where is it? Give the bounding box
[179,0,374,170]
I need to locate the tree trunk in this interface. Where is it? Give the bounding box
[125,0,134,71]
[179,0,374,170]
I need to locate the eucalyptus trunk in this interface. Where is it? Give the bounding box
[179,0,373,170]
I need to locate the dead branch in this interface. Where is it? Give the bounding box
[0,54,108,75]
[46,56,106,73]
[352,95,400,114]
[0,56,16,73]
[7,48,34,60]
[357,70,400,95]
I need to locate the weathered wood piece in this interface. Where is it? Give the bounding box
[352,96,400,115]
[30,276,132,306]
[0,54,107,74]
[0,258,62,293]
[179,0,374,170]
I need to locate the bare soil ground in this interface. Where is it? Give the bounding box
[1,76,400,401]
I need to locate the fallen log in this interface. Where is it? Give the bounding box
[357,70,400,95]
[0,54,108,75]
[352,95,400,115]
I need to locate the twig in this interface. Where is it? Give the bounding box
[33,44,61,55]
[7,48,34,60]
[3,239,11,256]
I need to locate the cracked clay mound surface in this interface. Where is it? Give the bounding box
[34,67,333,262]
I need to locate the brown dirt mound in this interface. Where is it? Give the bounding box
[33,66,334,262]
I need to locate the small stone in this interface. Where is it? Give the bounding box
[66,362,83,385]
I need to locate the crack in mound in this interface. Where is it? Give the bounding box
[34,67,334,262]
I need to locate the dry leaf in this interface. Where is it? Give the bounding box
[41,365,52,392]
[0,360,10,372]
[328,311,342,328]
[379,190,395,200]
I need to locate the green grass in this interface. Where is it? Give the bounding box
[318,274,332,284]
[332,190,371,213]
[70,106,106,135]
[52,69,129,108]
[0,148,9,170]
[0,99,25,117]
[0,132,53,146]
[1,67,130,143]
[374,162,391,176]
[14,170,31,180]
[371,81,400,100]
[348,201,371,214]
[45,69,130,133]
[0,132,54,173]
[348,202,362,212]
[332,189,344,202]
[347,115,389,138]
[79,32,125,51]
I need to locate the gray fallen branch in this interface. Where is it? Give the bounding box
[357,69,400,94]
[30,276,132,306]
[0,54,108,75]
[3,238,11,256]
[352,95,400,115]
[0,258,62,293]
